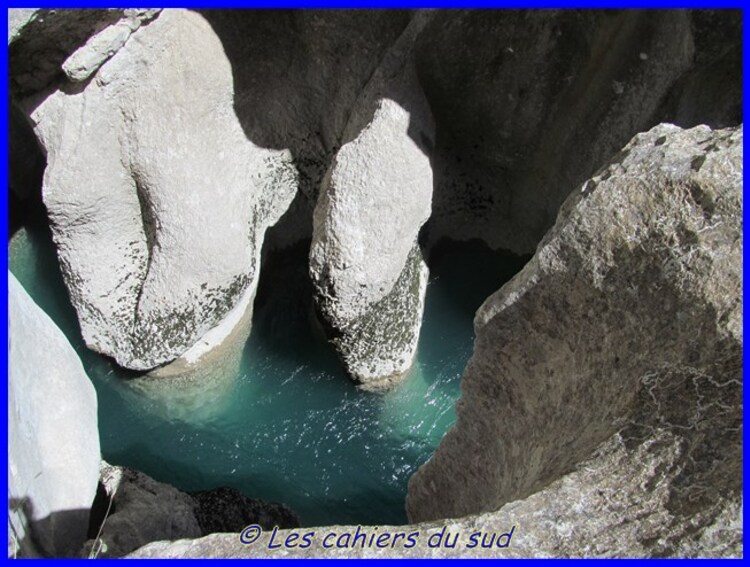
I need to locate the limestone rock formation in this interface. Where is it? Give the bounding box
[23,9,298,370]
[128,123,742,559]
[9,8,131,95]
[61,9,161,83]
[406,124,742,544]
[195,10,412,249]
[309,14,434,386]
[8,272,100,558]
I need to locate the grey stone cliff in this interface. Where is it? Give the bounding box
[407,123,742,546]
[128,123,743,559]
[7,7,743,560]
[81,463,301,559]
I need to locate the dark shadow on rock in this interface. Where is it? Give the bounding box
[8,98,46,240]
[9,9,125,98]
[8,497,92,558]
[196,10,415,208]
[190,486,299,533]
[655,10,742,129]
[416,9,742,255]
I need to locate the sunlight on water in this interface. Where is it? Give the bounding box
[9,223,526,527]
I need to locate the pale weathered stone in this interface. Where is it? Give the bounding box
[8,272,100,558]
[407,124,742,545]
[26,10,297,370]
[309,14,434,386]
[9,8,126,95]
[61,9,161,83]
[127,124,742,560]
[7,9,39,44]
[127,437,742,558]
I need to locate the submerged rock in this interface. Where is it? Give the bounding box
[8,272,100,558]
[82,463,301,558]
[23,10,297,371]
[309,13,434,387]
[81,462,202,559]
[406,124,742,551]
[190,487,300,534]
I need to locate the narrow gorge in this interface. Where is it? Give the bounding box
[7,8,742,559]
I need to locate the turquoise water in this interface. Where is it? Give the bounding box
[9,221,526,527]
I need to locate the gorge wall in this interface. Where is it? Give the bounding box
[8,7,743,558]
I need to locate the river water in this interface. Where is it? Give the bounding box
[9,221,525,527]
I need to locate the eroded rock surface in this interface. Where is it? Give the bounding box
[419,10,698,254]
[406,124,742,545]
[8,273,100,558]
[190,487,299,534]
[309,14,434,386]
[23,10,297,370]
[128,122,742,559]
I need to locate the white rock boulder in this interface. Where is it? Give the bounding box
[8,272,100,557]
[26,10,297,370]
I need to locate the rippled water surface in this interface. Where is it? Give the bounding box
[10,221,526,526]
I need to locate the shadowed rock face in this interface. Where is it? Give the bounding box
[418,9,699,254]
[407,123,742,539]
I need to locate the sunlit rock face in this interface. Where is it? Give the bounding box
[8,272,100,558]
[23,10,297,370]
[10,9,740,382]
[7,8,743,559]
[309,13,435,387]
[407,123,743,552]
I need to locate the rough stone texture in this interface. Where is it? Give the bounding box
[61,9,161,83]
[8,272,100,558]
[309,13,434,386]
[196,9,412,249]
[128,123,742,560]
[8,9,40,44]
[190,487,300,534]
[407,124,742,542]
[417,10,698,255]
[127,455,741,559]
[81,461,202,559]
[9,8,127,95]
[24,9,298,370]
[81,463,302,559]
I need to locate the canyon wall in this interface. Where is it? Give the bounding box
[9,8,741,385]
[129,123,744,558]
